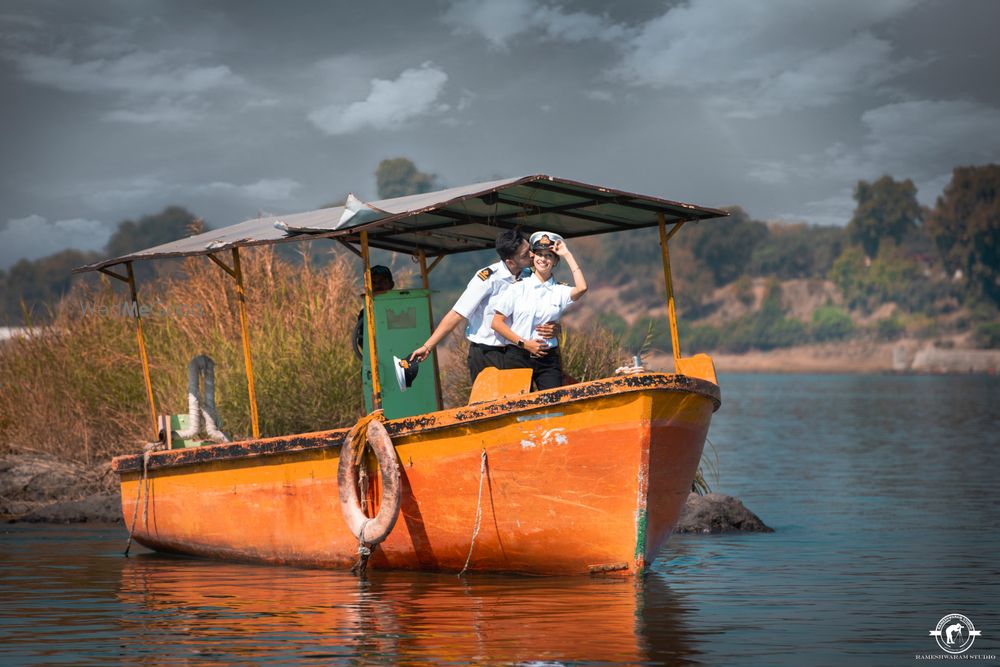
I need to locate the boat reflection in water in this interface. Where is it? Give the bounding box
[117,554,699,664]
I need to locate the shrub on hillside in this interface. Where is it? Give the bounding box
[594,311,628,337]
[811,306,854,341]
[722,311,807,352]
[680,322,724,352]
[733,275,755,306]
[874,316,905,341]
[749,223,845,279]
[973,322,1000,349]
[622,317,671,355]
[830,243,936,313]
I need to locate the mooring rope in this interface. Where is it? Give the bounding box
[123,446,153,557]
[350,518,373,577]
[458,448,488,577]
[349,410,384,466]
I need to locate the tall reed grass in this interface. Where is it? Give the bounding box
[0,245,633,465]
[0,247,364,464]
[559,323,631,382]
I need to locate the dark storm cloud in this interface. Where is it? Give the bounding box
[1,0,999,267]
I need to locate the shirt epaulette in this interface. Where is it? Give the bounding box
[558,281,568,286]
[477,267,494,281]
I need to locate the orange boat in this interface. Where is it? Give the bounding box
[78,175,729,576]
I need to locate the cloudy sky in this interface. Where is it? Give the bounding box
[2,0,999,268]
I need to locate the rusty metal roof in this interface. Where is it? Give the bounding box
[74,174,729,273]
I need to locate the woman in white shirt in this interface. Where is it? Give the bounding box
[490,231,588,390]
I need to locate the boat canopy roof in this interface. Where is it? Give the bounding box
[75,174,729,274]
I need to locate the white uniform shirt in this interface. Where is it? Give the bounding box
[492,273,574,348]
[452,261,519,346]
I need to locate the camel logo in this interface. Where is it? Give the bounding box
[929,614,981,654]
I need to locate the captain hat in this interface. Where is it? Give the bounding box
[529,231,564,252]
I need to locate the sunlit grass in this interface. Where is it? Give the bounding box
[0,246,364,464]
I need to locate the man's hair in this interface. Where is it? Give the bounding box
[370,265,394,288]
[495,228,526,260]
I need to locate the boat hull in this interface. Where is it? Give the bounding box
[116,374,718,575]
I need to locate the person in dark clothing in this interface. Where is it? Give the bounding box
[352,265,395,359]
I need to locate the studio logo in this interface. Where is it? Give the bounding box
[929,614,981,654]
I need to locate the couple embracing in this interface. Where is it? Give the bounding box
[410,228,588,391]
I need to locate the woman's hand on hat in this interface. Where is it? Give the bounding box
[553,240,570,256]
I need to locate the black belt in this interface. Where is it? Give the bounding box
[470,342,506,352]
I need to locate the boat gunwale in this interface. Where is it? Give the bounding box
[112,372,719,475]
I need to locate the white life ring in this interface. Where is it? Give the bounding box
[337,419,401,546]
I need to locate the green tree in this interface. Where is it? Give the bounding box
[847,175,920,258]
[104,206,203,259]
[678,206,768,285]
[828,246,866,308]
[1,207,205,323]
[811,305,854,341]
[924,164,1000,305]
[749,223,845,279]
[716,280,807,352]
[830,243,927,312]
[0,249,101,324]
[375,158,437,199]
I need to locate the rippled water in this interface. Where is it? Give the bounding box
[2,375,998,665]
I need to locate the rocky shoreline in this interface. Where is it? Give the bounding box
[0,452,123,523]
[1,452,773,533]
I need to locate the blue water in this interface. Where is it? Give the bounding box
[1,375,998,665]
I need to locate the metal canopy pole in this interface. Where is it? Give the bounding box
[207,248,260,439]
[128,262,159,440]
[418,250,443,411]
[657,214,685,368]
[100,263,158,440]
[359,231,382,410]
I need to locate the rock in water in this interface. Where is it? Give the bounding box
[675,492,773,534]
[20,493,122,524]
[1,452,122,523]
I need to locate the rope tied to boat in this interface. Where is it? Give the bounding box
[458,448,488,577]
[351,518,374,577]
[123,442,160,556]
[349,410,384,466]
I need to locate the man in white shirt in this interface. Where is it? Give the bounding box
[409,228,558,381]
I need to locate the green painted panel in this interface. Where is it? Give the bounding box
[362,289,439,419]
